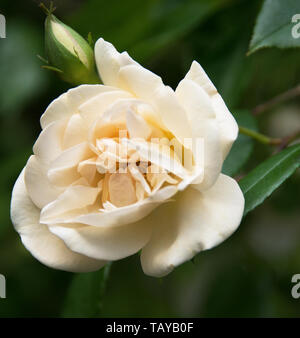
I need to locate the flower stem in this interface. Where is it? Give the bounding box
[98,262,112,314]
[39,2,56,15]
[239,126,281,145]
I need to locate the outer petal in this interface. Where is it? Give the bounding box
[176,78,223,190]
[118,64,163,103]
[184,61,238,159]
[24,155,63,209]
[94,38,137,87]
[49,218,152,261]
[176,78,215,120]
[11,170,106,272]
[33,120,66,163]
[141,174,244,277]
[40,85,119,129]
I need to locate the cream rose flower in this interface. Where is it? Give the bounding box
[10,38,244,277]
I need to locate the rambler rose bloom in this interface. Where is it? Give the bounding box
[11,38,244,277]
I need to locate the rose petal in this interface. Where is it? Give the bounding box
[88,119,126,155]
[100,98,161,132]
[126,109,152,140]
[48,142,93,186]
[25,156,62,209]
[41,85,116,129]
[40,92,72,130]
[175,79,223,190]
[176,78,215,120]
[40,185,100,223]
[129,164,151,195]
[119,65,192,143]
[33,120,66,163]
[94,38,138,87]
[146,164,178,193]
[184,61,217,96]
[49,219,152,261]
[122,138,188,179]
[77,157,98,184]
[152,85,193,145]
[108,172,137,207]
[184,61,238,159]
[44,185,177,228]
[11,170,106,272]
[63,114,88,149]
[118,64,163,102]
[141,174,244,277]
[79,90,133,124]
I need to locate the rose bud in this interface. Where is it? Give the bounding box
[44,13,99,85]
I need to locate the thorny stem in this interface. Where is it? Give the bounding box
[252,84,300,116]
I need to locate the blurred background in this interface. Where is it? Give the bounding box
[0,0,300,317]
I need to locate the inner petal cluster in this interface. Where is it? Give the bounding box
[39,96,188,225]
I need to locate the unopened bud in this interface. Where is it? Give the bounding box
[44,13,100,85]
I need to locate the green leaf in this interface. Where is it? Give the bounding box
[61,264,111,318]
[222,110,257,176]
[239,144,300,216]
[248,0,300,55]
